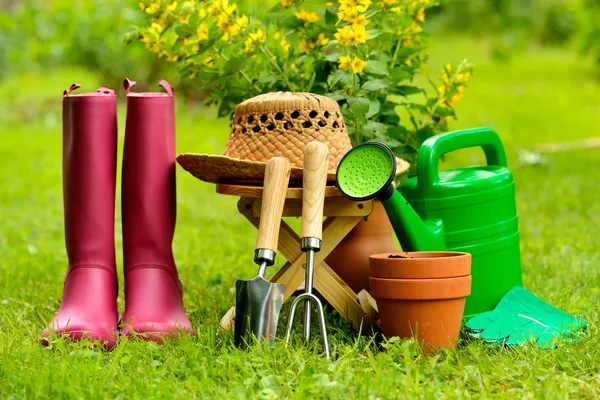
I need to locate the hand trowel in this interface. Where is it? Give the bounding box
[234,157,291,348]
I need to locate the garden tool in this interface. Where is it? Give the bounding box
[234,157,290,348]
[41,84,119,349]
[465,286,587,348]
[336,128,523,318]
[121,78,194,340]
[285,142,331,360]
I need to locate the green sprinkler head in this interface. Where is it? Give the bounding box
[336,141,397,201]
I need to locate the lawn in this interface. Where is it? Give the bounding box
[1,37,599,398]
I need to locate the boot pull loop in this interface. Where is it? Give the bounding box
[63,83,81,97]
[158,80,174,96]
[123,78,137,94]
[96,87,115,95]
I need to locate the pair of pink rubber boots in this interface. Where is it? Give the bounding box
[41,79,194,350]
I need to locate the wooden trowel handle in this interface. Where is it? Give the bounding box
[301,142,329,240]
[255,157,291,252]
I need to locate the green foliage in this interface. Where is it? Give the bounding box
[429,0,579,60]
[0,0,168,88]
[578,0,600,70]
[136,0,472,164]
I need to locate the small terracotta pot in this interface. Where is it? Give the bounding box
[369,252,471,353]
[326,201,399,293]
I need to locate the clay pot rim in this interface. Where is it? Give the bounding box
[369,275,472,300]
[369,252,471,279]
[370,251,470,261]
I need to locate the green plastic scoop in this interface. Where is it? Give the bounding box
[336,141,445,251]
[465,286,587,347]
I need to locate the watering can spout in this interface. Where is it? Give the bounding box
[379,189,445,252]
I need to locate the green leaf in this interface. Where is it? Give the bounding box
[363,61,389,77]
[362,120,386,137]
[257,74,277,87]
[366,29,384,40]
[390,67,412,82]
[173,23,194,38]
[434,106,456,117]
[347,97,370,120]
[324,52,344,62]
[361,79,391,93]
[327,69,353,89]
[224,57,246,73]
[365,98,380,118]
[397,85,422,96]
[325,9,338,25]
[326,91,348,101]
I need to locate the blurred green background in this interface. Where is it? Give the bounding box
[1,0,600,398]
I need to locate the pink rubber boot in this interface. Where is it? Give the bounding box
[41,84,119,349]
[121,79,194,341]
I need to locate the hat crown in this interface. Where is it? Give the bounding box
[225,92,351,172]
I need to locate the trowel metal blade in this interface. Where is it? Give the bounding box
[234,276,286,349]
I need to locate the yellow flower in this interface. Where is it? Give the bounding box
[339,55,352,70]
[295,10,320,23]
[359,0,371,11]
[335,26,356,46]
[139,1,146,10]
[279,0,292,8]
[145,2,161,13]
[244,28,266,51]
[274,32,291,52]
[316,33,329,46]
[199,7,207,18]
[415,8,425,23]
[207,1,220,16]
[148,22,164,38]
[350,56,367,73]
[182,0,195,9]
[402,22,422,34]
[222,0,237,15]
[352,14,369,29]
[354,26,369,43]
[204,56,216,68]
[180,13,191,24]
[335,25,368,46]
[236,14,249,28]
[217,13,231,31]
[166,1,178,11]
[197,23,209,40]
[339,0,370,12]
[299,39,315,54]
[166,54,178,62]
[337,6,359,23]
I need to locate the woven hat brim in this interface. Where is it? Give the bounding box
[177,153,410,186]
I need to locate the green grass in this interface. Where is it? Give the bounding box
[1,38,599,398]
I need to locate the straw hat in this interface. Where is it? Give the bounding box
[177,92,410,186]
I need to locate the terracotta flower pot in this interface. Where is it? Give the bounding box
[369,252,472,353]
[325,201,399,293]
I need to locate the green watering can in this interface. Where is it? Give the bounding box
[336,127,523,318]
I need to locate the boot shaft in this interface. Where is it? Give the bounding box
[62,85,117,273]
[121,79,177,271]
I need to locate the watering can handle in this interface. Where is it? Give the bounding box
[417,127,507,192]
